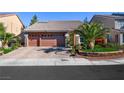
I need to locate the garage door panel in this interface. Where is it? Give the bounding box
[57,38,65,47]
[28,33,65,47]
[40,39,57,47]
[29,38,39,46]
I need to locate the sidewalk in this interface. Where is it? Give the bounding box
[0,58,124,66]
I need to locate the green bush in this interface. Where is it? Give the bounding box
[68,32,74,47]
[82,43,119,52]
[75,44,80,51]
[2,48,13,54]
[11,42,20,50]
[70,46,76,55]
[83,47,118,52]
[81,42,88,50]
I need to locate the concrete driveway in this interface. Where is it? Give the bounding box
[0,47,91,66]
[1,47,124,66]
[0,47,71,59]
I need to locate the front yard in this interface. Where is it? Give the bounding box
[81,44,119,52]
[0,47,17,54]
[67,22,124,59]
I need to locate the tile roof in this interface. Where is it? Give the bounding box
[0,14,16,18]
[93,15,124,19]
[24,21,82,32]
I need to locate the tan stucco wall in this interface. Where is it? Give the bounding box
[0,15,23,36]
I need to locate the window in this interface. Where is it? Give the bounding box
[107,34,112,42]
[80,37,84,43]
[115,19,124,29]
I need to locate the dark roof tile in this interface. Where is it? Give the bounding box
[24,21,82,32]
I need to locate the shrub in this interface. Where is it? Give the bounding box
[75,44,80,51]
[81,41,88,50]
[2,48,13,54]
[81,43,119,52]
[70,46,76,56]
[68,32,74,47]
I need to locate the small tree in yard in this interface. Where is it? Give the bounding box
[0,23,20,49]
[76,22,109,50]
[29,15,38,26]
[2,33,15,48]
[0,23,5,48]
[68,32,74,47]
[0,23,5,40]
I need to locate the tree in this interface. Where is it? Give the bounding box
[29,15,38,26]
[0,23,5,40]
[83,17,89,23]
[0,23,19,48]
[2,33,15,48]
[76,22,109,50]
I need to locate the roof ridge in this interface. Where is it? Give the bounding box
[38,20,82,22]
[94,14,124,18]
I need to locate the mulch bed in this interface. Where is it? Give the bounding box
[75,53,124,61]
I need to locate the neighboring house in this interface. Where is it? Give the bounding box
[23,21,82,47]
[0,14,24,36]
[91,15,124,45]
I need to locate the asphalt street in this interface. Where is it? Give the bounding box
[0,65,124,80]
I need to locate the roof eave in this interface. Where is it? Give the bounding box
[23,29,74,32]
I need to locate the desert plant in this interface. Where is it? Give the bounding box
[76,22,109,50]
[2,33,15,48]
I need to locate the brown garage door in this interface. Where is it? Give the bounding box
[40,34,65,47]
[28,33,65,47]
[29,38,40,46]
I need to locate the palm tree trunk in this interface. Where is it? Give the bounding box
[104,38,107,44]
[3,44,8,48]
[89,40,95,50]
[2,41,8,48]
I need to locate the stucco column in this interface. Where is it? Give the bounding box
[24,34,29,47]
[120,33,123,45]
[75,34,80,45]
[65,33,69,47]
[0,40,2,48]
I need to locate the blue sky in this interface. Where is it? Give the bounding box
[5,12,113,27]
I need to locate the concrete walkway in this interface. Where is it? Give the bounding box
[0,58,124,66]
[0,58,90,66]
[0,47,124,66]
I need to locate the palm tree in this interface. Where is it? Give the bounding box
[2,33,15,48]
[76,22,109,50]
[0,23,5,48]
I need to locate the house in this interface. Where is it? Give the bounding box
[91,15,124,45]
[0,14,24,36]
[23,21,82,47]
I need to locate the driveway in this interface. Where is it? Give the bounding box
[0,47,71,59]
[0,47,90,66]
[1,47,124,66]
